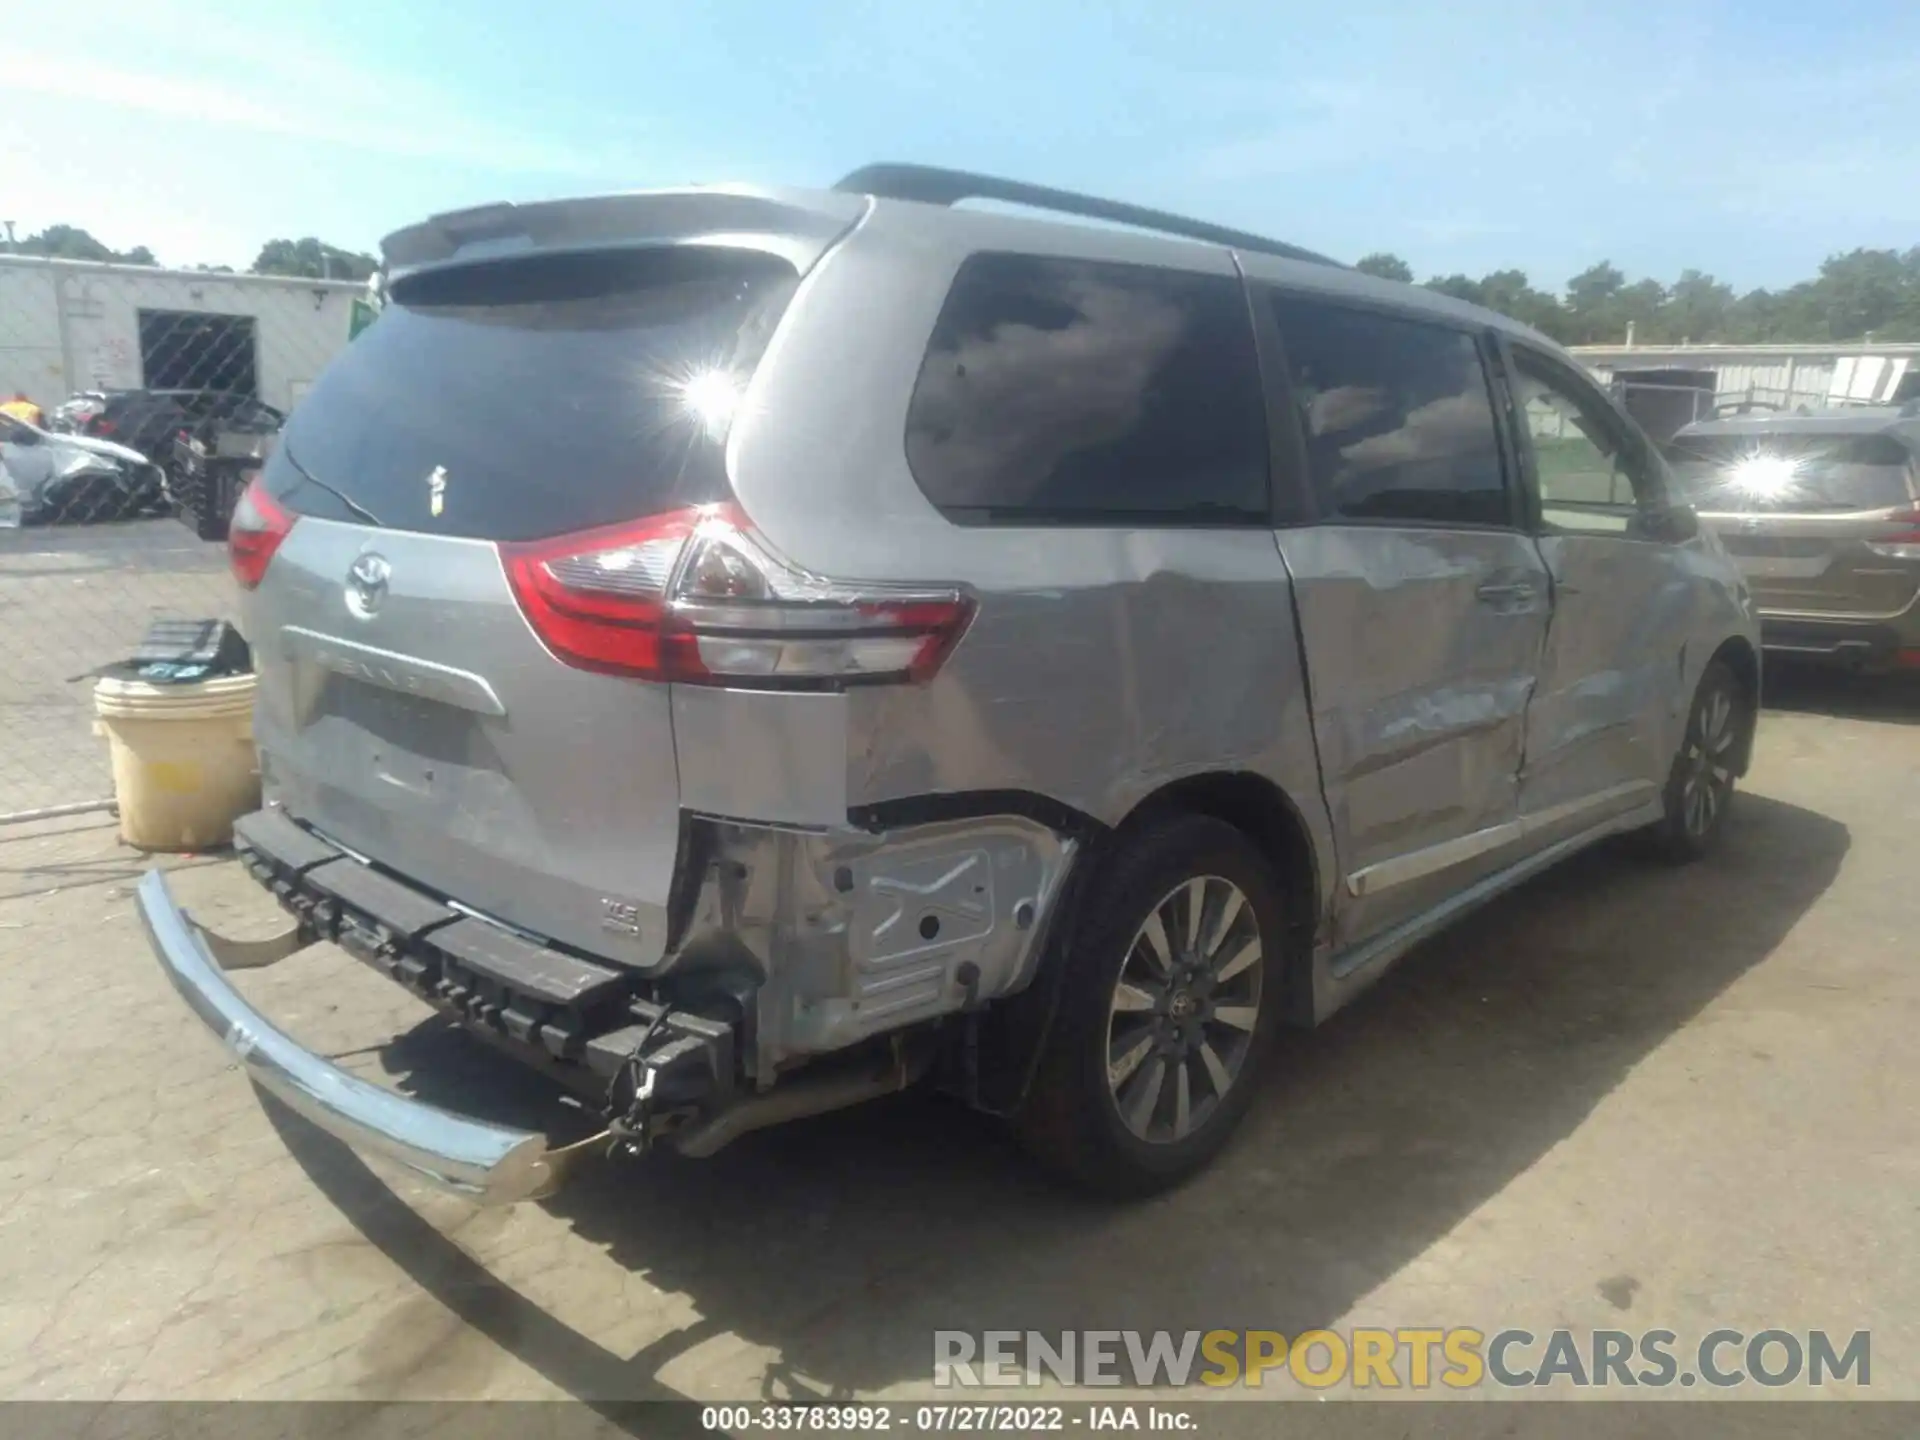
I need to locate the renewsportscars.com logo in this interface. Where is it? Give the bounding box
[933,1328,1871,1391]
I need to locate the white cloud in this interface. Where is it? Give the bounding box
[5,47,615,178]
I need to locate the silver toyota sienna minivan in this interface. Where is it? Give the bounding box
[139,165,1762,1202]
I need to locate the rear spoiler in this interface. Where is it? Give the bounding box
[380,186,869,284]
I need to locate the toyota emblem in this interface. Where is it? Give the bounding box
[346,552,391,619]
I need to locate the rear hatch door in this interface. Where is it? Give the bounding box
[1674,431,1920,618]
[246,203,855,967]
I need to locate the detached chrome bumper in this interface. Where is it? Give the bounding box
[136,868,570,1205]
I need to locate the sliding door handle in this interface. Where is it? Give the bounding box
[1475,580,1536,605]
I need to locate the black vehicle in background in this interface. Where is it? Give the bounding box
[167,396,284,539]
[68,389,282,538]
[80,389,207,460]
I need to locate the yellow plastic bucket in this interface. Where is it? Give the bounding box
[92,673,259,851]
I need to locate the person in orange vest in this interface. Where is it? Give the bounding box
[0,391,46,427]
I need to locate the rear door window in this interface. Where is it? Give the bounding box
[276,247,799,541]
[1670,433,1916,513]
[1266,294,1511,528]
[904,254,1269,524]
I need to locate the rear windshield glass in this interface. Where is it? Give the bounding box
[277,247,798,541]
[1670,433,1915,513]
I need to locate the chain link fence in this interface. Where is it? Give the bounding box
[0,524,234,817]
[1,257,367,818]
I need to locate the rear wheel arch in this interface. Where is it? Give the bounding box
[1110,771,1323,1024]
[966,770,1324,1118]
[1015,810,1291,1194]
[1117,772,1319,914]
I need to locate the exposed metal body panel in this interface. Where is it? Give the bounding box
[675,814,1079,1074]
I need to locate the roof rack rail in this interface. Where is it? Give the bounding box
[833,163,1344,269]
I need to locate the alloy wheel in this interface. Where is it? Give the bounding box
[1104,875,1263,1144]
[1681,684,1738,839]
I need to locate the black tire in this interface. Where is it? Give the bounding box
[39,474,120,526]
[131,464,168,518]
[1644,659,1749,863]
[1015,814,1288,1197]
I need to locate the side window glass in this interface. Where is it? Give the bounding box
[1268,295,1509,528]
[1511,351,1664,536]
[905,254,1270,524]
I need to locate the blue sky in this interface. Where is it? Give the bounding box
[6,0,1918,291]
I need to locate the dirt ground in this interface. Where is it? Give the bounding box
[1,665,1916,1409]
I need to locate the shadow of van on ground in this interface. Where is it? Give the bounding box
[268,787,1847,1413]
[1762,659,1920,726]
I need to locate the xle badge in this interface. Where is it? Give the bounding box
[427,465,448,517]
[601,899,644,938]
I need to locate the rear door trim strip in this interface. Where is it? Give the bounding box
[1345,778,1656,897]
[280,625,506,716]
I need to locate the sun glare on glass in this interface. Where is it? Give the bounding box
[1728,452,1800,501]
[677,369,744,437]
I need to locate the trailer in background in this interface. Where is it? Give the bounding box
[1575,341,1920,424]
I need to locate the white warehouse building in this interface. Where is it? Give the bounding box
[0,255,368,415]
[1571,341,1920,440]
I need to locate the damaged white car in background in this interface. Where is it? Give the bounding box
[0,413,161,527]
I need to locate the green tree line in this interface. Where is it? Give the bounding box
[6,225,378,282]
[14,222,1920,342]
[1354,248,1920,346]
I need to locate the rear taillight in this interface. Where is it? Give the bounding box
[501,503,973,688]
[90,418,116,437]
[228,474,295,590]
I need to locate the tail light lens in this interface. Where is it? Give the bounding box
[90,418,116,437]
[502,503,973,688]
[1866,508,1920,560]
[228,474,295,589]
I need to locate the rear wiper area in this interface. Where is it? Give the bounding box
[280,447,381,527]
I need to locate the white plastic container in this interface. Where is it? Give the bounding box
[93,672,259,851]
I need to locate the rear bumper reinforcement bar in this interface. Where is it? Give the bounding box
[137,868,580,1205]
